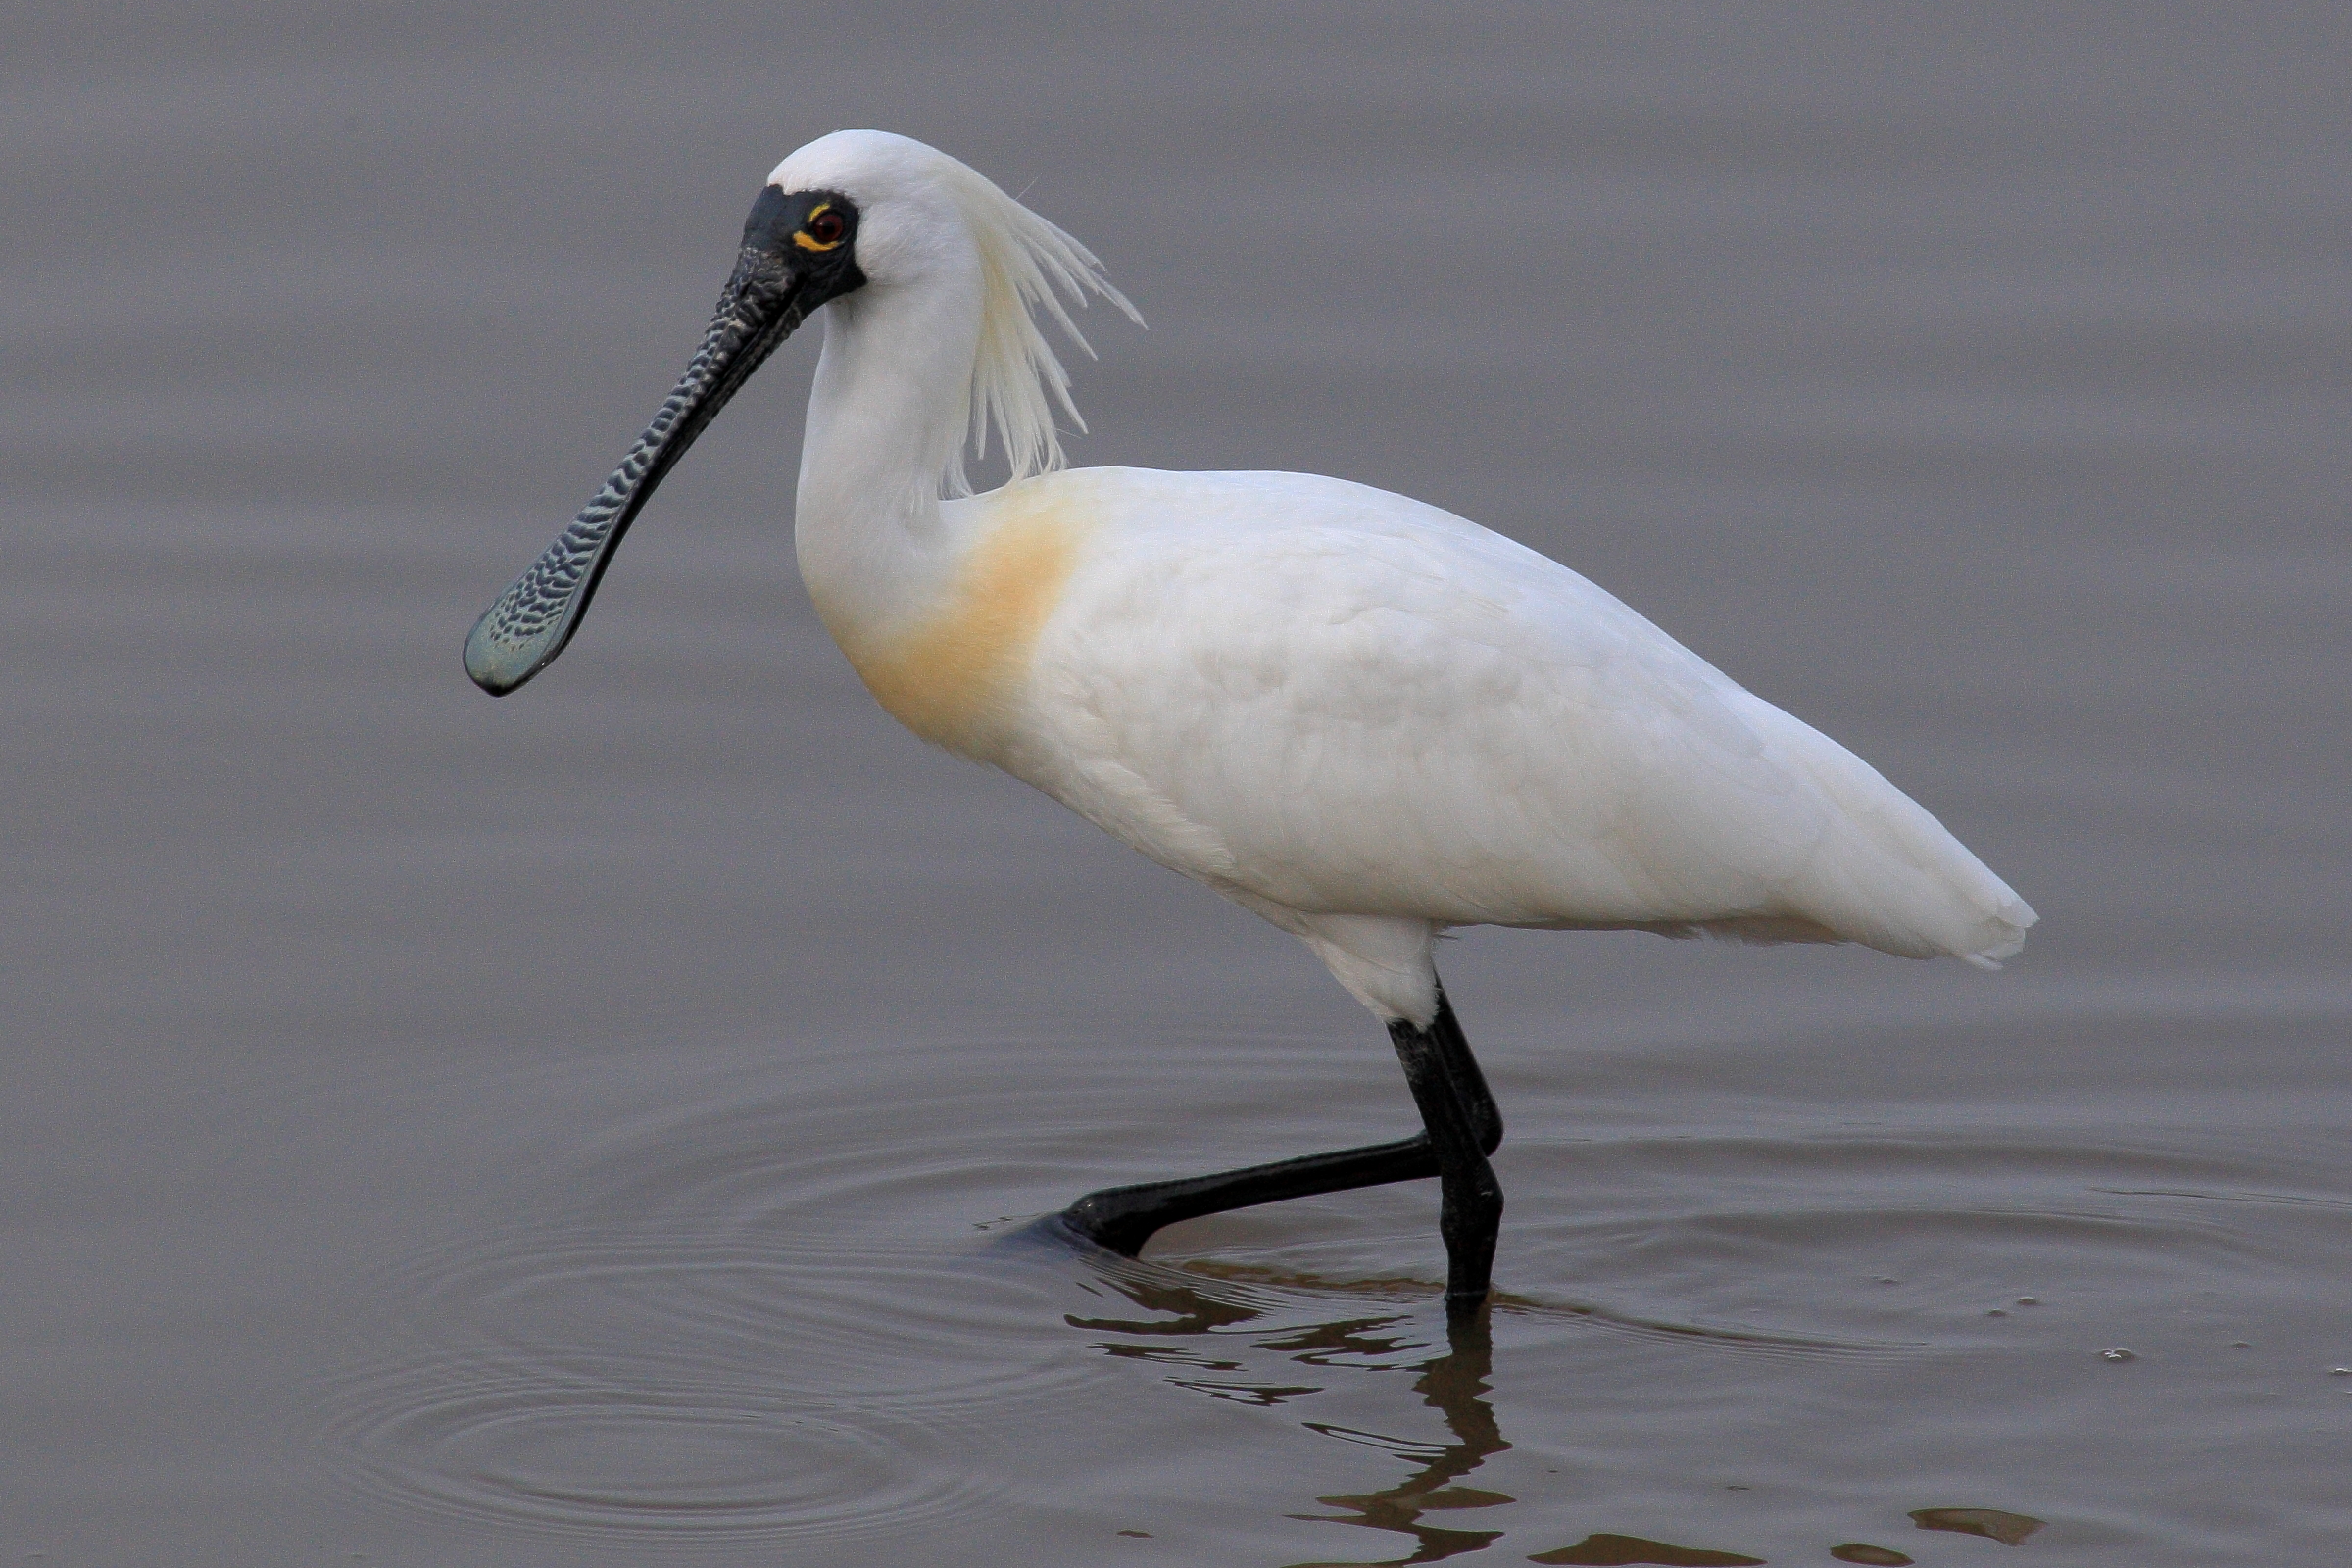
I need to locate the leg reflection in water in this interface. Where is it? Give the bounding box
[1066,1272,1511,1565]
[1292,1304,1511,1565]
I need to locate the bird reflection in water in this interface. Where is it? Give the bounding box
[1294,1309,1513,1565]
[1065,1268,1512,1564]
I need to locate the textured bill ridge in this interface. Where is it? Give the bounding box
[464,252,799,695]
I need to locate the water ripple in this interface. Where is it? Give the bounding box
[312,1033,2351,1554]
[313,1059,1100,1545]
[323,1351,989,1543]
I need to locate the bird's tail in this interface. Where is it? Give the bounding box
[1748,697,2038,966]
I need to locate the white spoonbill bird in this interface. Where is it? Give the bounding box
[466,130,2035,1311]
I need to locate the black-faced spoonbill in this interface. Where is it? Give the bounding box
[466,131,2035,1313]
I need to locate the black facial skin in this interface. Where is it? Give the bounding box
[742,185,866,301]
[462,186,868,696]
[696,186,868,440]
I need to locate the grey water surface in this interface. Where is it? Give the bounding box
[8,4,2350,1563]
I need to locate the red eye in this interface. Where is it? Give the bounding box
[808,208,847,245]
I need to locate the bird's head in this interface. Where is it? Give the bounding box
[462,131,1128,698]
[460,145,876,696]
[764,129,960,296]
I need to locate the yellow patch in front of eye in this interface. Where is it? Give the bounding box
[793,203,842,251]
[837,498,1085,759]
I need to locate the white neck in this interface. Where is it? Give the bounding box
[792,265,983,641]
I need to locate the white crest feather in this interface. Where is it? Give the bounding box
[929,159,1143,497]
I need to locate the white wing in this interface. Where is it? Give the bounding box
[1010,467,2034,966]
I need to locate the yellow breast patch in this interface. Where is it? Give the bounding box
[837,498,1085,758]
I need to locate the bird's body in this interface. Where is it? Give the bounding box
[466,130,2034,1308]
[810,462,2029,1022]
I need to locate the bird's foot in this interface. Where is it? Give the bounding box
[1054,1189,1159,1257]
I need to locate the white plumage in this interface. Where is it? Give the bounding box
[466,128,2038,1299]
[771,131,2034,1026]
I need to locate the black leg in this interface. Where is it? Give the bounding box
[1059,1132,1439,1256]
[1389,1009,1504,1311]
[1057,986,1505,1308]
[1430,989,1503,1156]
